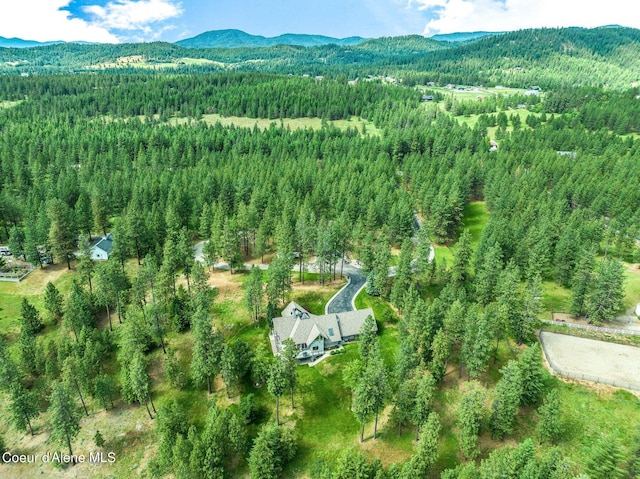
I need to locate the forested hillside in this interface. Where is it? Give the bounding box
[0,48,639,479]
[1,27,640,89]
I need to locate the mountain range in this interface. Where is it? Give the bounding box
[429,31,503,42]
[1,27,639,89]
[0,36,62,48]
[176,29,366,48]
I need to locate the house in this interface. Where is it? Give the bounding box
[270,301,376,360]
[90,233,114,260]
[420,95,434,102]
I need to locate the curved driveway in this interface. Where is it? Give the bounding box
[325,265,366,314]
[194,212,433,315]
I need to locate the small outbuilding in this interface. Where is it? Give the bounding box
[90,233,114,260]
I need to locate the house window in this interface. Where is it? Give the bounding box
[312,346,319,351]
[328,328,335,336]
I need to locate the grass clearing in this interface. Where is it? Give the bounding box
[426,85,530,101]
[622,263,640,310]
[170,114,381,136]
[0,263,76,338]
[541,263,640,319]
[0,100,22,109]
[454,108,542,134]
[432,201,489,265]
[462,201,488,248]
[541,281,571,319]
[89,57,225,70]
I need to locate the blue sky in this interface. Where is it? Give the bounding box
[1,0,640,43]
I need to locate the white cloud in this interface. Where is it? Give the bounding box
[84,0,183,33]
[0,0,118,43]
[414,0,640,35]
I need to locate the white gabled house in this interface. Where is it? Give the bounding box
[270,301,376,360]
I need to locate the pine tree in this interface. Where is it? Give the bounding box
[63,280,93,340]
[8,382,39,436]
[20,298,42,336]
[474,243,503,305]
[76,237,95,292]
[586,435,627,479]
[536,389,562,445]
[8,225,25,260]
[75,192,93,241]
[586,257,625,325]
[451,229,473,287]
[392,378,417,436]
[190,305,223,394]
[177,228,194,292]
[164,349,186,389]
[412,371,436,440]
[518,344,546,406]
[221,340,250,397]
[62,355,90,416]
[371,234,391,297]
[414,412,441,474]
[251,342,273,387]
[17,327,37,375]
[570,251,594,317]
[221,218,244,273]
[47,198,77,270]
[430,329,452,382]
[245,266,264,325]
[390,238,414,310]
[129,350,155,419]
[48,381,82,456]
[248,424,296,479]
[94,430,105,448]
[91,192,109,236]
[94,374,117,410]
[155,400,189,471]
[414,226,433,280]
[359,314,379,367]
[490,360,523,440]
[281,338,298,409]
[267,358,287,426]
[457,381,486,459]
[44,282,64,322]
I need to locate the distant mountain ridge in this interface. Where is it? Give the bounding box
[176,29,366,48]
[430,31,504,43]
[0,36,63,49]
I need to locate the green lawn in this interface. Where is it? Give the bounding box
[170,114,382,137]
[454,109,542,134]
[0,263,77,338]
[432,200,489,264]
[541,281,571,319]
[622,264,640,311]
[541,263,640,318]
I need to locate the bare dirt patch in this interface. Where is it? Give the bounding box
[539,331,640,391]
[5,262,70,295]
[206,270,244,300]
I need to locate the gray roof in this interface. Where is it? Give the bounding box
[93,233,114,254]
[272,301,375,348]
[336,309,377,337]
